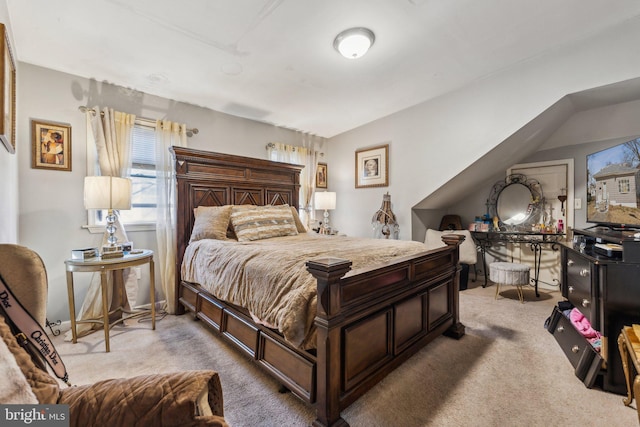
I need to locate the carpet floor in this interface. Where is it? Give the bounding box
[51,281,638,426]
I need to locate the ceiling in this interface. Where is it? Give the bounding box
[7,0,640,138]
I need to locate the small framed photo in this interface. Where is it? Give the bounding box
[355,144,389,188]
[32,120,72,171]
[316,162,328,189]
[0,23,15,154]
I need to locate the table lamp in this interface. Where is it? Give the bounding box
[315,191,336,234]
[84,176,132,247]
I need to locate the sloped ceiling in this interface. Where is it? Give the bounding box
[413,77,640,210]
[7,0,640,137]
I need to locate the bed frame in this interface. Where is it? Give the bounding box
[171,146,465,427]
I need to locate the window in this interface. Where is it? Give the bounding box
[119,124,157,224]
[89,122,157,232]
[619,178,630,193]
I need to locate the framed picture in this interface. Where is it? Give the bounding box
[0,23,15,154]
[316,162,328,189]
[355,144,389,188]
[32,120,72,171]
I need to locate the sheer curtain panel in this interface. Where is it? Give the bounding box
[267,134,322,227]
[155,120,187,314]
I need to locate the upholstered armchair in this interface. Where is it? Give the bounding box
[0,244,228,427]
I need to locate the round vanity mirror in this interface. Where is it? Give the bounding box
[497,183,532,225]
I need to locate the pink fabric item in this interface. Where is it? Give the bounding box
[569,308,601,339]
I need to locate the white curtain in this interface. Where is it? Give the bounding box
[267,133,322,227]
[155,120,187,314]
[65,107,137,340]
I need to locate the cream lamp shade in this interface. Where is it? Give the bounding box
[314,191,336,211]
[315,191,336,234]
[84,176,132,210]
[84,176,132,247]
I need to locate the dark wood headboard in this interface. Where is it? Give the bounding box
[170,146,304,310]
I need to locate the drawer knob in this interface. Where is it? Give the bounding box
[568,286,574,293]
[579,268,589,277]
[567,260,574,266]
[557,326,564,333]
[582,299,590,308]
[571,345,580,353]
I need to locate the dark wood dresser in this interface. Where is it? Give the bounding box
[548,228,640,394]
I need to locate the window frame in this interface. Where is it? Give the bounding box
[618,178,630,194]
[85,119,157,233]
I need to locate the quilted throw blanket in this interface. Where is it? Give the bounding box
[181,233,429,349]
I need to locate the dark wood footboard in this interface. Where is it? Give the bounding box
[307,234,464,427]
[171,147,465,426]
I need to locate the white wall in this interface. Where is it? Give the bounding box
[12,15,640,323]
[327,17,640,241]
[0,6,17,243]
[17,64,306,322]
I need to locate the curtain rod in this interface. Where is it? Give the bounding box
[78,106,199,137]
[266,142,324,156]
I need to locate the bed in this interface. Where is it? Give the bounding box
[171,146,465,427]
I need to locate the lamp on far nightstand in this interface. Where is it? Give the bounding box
[84,176,132,247]
[315,191,336,235]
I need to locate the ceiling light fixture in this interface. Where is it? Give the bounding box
[333,27,375,59]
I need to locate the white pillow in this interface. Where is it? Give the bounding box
[0,327,38,404]
[424,229,477,265]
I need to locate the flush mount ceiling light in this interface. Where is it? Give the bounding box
[333,27,375,59]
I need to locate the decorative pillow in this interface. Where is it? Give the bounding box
[290,206,307,233]
[230,204,299,242]
[190,205,233,242]
[226,204,257,240]
[424,229,478,265]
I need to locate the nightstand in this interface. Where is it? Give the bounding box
[65,250,156,352]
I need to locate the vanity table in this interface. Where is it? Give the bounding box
[472,231,564,296]
[474,173,565,297]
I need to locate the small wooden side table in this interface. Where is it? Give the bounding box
[65,250,156,352]
[619,325,640,423]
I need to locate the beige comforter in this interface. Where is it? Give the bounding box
[181,233,429,349]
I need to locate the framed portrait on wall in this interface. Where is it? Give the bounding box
[0,23,15,154]
[355,144,389,188]
[316,162,328,189]
[31,120,72,171]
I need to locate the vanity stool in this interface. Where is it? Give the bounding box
[490,262,530,303]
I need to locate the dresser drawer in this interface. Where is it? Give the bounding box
[547,307,602,388]
[565,251,595,323]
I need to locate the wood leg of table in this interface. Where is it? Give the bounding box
[100,271,110,353]
[66,271,77,344]
[634,375,640,424]
[619,332,634,406]
[149,258,155,330]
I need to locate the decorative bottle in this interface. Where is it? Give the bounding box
[372,192,399,239]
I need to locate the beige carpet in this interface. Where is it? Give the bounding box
[51,282,638,426]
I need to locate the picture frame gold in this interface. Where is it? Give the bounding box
[355,144,389,188]
[0,23,15,154]
[316,162,328,189]
[32,120,72,171]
